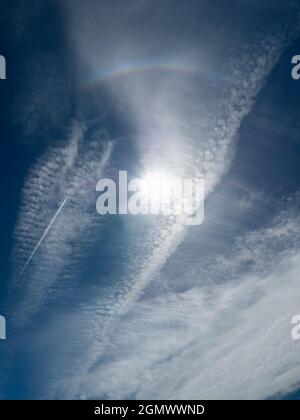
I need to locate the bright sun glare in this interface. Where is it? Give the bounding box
[141,171,178,211]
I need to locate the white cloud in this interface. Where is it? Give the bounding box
[75,200,300,400]
[38,2,300,399]
[7,0,300,400]
[10,120,113,324]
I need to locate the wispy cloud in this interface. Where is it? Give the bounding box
[32,2,300,399]
[71,194,300,400]
[10,120,113,324]
[7,0,300,400]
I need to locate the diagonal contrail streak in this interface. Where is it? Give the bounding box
[16,197,68,281]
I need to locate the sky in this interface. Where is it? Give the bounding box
[1,0,300,400]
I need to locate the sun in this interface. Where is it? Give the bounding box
[141,171,179,213]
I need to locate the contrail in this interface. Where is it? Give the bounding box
[16,197,68,281]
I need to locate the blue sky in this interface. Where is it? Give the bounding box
[1,0,300,399]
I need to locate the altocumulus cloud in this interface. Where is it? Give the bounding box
[5,0,300,400]
[75,194,300,400]
[10,120,113,325]
[26,0,300,400]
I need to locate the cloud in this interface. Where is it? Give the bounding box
[6,0,300,400]
[10,120,113,325]
[33,1,300,399]
[72,195,300,400]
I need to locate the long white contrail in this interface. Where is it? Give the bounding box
[16,197,68,281]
